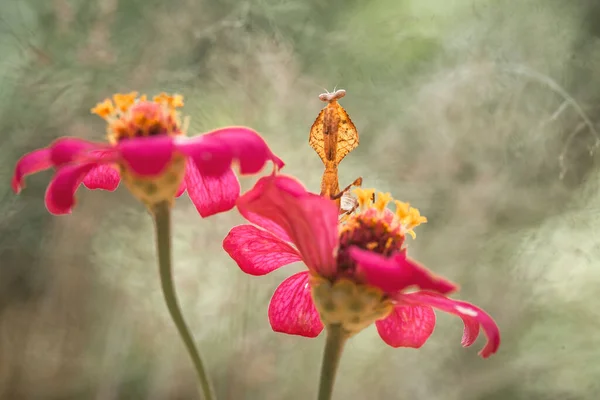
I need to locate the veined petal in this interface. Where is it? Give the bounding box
[223,224,302,275]
[401,292,500,358]
[83,165,120,191]
[376,304,436,348]
[45,163,97,214]
[185,159,240,217]
[12,148,52,193]
[117,136,176,176]
[237,174,338,276]
[175,127,284,177]
[242,211,292,243]
[268,271,323,337]
[349,247,457,295]
[239,175,302,243]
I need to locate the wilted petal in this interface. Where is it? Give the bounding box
[237,174,338,276]
[223,225,302,275]
[45,163,97,214]
[350,247,457,295]
[185,160,240,217]
[268,271,324,337]
[83,165,120,191]
[12,148,52,193]
[117,136,176,176]
[175,127,284,177]
[376,304,436,348]
[401,292,500,358]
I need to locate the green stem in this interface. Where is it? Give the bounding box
[317,324,348,400]
[152,201,215,400]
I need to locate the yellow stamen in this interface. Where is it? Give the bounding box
[153,93,184,108]
[91,99,115,119]
[374,192,392,212]
[113,92,138,112]
[170,94,184,108]
[366,242,378,250]
[97,92,185,144]
[406,207,427,229]
[353,188,375,209]
[395,200,411,220]
[384,237,394,250]
[394,200,427,238]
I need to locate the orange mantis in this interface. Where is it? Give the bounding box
[309,89,365,215]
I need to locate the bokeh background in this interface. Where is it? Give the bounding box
[2,0,600,398]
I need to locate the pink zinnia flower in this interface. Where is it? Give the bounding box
[223,174,500,358]
[12,92,284,215]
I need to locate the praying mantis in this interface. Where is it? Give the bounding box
[309,89,366,215]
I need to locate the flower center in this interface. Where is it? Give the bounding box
[310,189,427,333]
[91,92,188,209]
[91,92,186,144]
[309,189,427,336]
[336,188,427,276]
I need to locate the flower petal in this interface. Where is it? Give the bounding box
[175,127,284,177]
[50,137,105,166]
[12,148,52,193]
[401,292,500,358]
[13,138,112,194]
[375,304,436,348]
[45,163,97,214]
[349,247,457,295]
[185,159,240,217]
[117,136,176,176]
[268,271,324,337]
[83,165,120,191]
[237,174,338,276]
[242,211,292,243]
[223,224,302,275]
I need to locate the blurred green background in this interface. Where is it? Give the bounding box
[2,0,600,398]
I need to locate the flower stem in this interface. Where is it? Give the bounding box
[152,201,215,400]
[317,324,348,400]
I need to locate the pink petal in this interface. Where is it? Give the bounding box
[185,159,240,217]
[175,127,284,177]
[349,247,457,295]
[223,224,302,275]
[242,211,292,243]
[237,174,338,277]
[12,148,52,193]
[401,292,500,358]
[459,312,481,347]
[376,304,436,348]
[117,136,176,176]
[268,271,324,337]
[45,163,97,214]
[83,165,120,191]
[50,137,105,166]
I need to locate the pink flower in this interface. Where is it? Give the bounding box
[223,174,500,358]
[12,92,284,215]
